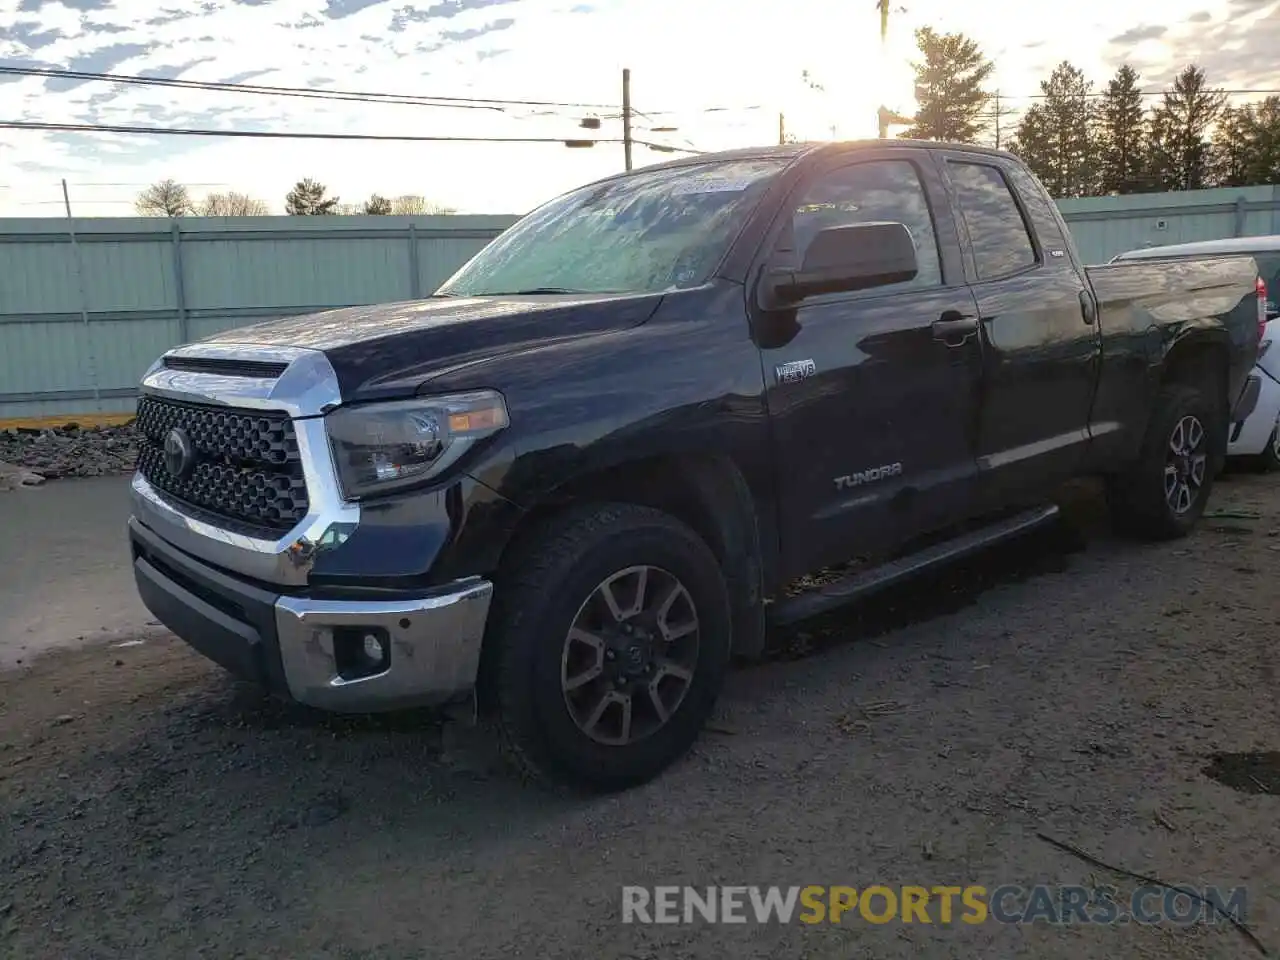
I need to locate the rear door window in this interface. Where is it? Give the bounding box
[947,162,1038,280]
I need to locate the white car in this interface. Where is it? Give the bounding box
[1114,236,1280,469]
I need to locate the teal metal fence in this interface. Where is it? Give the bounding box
[0,214,516,423]
[2,183,1279,424]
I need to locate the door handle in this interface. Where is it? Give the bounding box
[1079,289,1098,326]
[932,313,979,346]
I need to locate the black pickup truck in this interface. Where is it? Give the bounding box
[128,140,1264,789]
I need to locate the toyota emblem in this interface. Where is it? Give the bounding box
[163,427,196,479]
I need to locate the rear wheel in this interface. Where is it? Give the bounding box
[481,503,732,791]
[1109,381,1221,540]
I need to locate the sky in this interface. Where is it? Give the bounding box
[0,0,1277,217]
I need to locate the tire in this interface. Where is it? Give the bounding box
[480,503,732,792]
[1253,424,1280,473]
[1109,381,1222,540]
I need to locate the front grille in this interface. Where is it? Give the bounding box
[135,395,309,532]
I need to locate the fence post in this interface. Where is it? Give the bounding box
[407,222,421,299]
[62,179,101,411]
[1234,196,1248,238]
[171,220,189,344]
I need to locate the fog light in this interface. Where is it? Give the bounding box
[334,626,390,681]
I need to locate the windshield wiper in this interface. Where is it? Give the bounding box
[480,287,593,295]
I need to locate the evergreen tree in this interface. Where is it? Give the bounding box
[1147,65,1226,190]
[1211,97,1280,187]
[1097,65,1149,194]
[284,178,340,215]
[902,27,995,143]
[1006,62,1097,198]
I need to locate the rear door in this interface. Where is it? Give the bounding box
[939,153,1102,506]
[752,149,984,580]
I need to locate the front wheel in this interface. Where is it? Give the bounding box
[1109,381,1221,540]
[481,503,732,791]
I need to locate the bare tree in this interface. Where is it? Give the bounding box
[135,179,193,217]
[391,194,455,215]
[199,191,270,216]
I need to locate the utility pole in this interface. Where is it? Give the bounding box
[994,90,1001,149]
[622,67,633,172]
[778,112,786,145]
[61,177,72,217]
[876,0,890,138]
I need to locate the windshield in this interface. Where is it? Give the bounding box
[436,157,788,297]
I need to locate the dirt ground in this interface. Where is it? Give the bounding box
[1,475,1278,960]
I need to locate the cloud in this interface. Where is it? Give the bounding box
[389,0,516,28]
[17,0,111,10]
[1108,24,1168,43]
[1128,0,1280,90]
[439,17,515,41]
[0,22,63,48]
[47,42,156,90]
[322,0,386,17]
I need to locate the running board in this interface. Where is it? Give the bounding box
[767,504,1061,628]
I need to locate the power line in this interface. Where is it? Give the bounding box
[0,64,616,111]
[1001,87,1280,101]
[0,65,769,120]
[0,119,702,153]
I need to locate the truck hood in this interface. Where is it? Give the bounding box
[201,292,664,400]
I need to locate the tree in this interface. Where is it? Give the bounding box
[362,194,393,215]
[1211,97,1280,187]
[1006,62,1098,198]
[390,194,455,215]
[135,179,192,217]
[1146,65,1226,191]
[199,191,270,216]
[1097,65,1149,195]
[902,27,994,143]
[284,178,339,215]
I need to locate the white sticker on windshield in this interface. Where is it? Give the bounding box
[670,177,757,196]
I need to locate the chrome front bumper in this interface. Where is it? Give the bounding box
[274,584,493,711]
[130,515,493,712]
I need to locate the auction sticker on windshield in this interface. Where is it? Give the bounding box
[670,176,760,195]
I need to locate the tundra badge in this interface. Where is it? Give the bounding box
[834,463,903,490]
[775,359,816,384]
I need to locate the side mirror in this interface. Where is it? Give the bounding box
[763,221,918,307]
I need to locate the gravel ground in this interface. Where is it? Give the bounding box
[0,423,138,488]
[1,476,1278,960]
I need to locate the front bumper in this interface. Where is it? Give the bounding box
[130,517,493,712]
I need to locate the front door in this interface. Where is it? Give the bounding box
[754,152,984,581]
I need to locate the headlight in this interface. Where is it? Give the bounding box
[325,391,509,499]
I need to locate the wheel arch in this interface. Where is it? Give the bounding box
[492,452,770,659]
[1159,329,1231,471]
